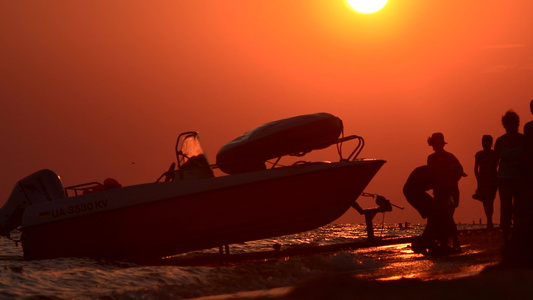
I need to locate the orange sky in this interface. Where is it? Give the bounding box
[1,1,532,224]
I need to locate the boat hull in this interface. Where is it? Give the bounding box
[21,160,385,260]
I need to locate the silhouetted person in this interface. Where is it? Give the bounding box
[524,100,533,212]
[427,132,466,252]
[403,165,435,220]
[521,100,533,267]
[494,111,527,243]
[473,135,498,229]
[501,103,533,268]
[524,100,533,194]
[403,165,439,255]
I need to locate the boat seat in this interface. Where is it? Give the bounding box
[178,154,215,180]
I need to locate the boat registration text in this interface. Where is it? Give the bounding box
[39,199,109,219]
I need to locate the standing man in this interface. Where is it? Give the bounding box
[427,132,467,252]
[495,111,527,243]
[504,101,533,267]
[523,100,533,190]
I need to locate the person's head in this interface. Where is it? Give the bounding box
[482,135,493,150]
[428,132,446,150]
[501,110,520,134]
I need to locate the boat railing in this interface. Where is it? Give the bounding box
[64,182,105,197]
[336,134,365,161]
[264,134,365,169]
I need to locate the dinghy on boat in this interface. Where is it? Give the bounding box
[0,113,385,260]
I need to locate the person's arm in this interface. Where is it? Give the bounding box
[474,155,480,181]
[494,137,501,164]
[524,123,533,153]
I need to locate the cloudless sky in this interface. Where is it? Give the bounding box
[1,1,532,224]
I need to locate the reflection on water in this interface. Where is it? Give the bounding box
[0,223,496,299]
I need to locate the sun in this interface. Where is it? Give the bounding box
[347,0,388,14]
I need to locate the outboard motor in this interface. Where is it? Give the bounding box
[0,169,64,237]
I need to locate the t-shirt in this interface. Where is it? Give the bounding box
[495,134,526,179]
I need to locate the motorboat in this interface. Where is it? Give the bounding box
[0,113,385,261]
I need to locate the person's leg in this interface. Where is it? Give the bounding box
[498,179,513,240]
[483,198,494,229]
[504,179,530,266]
[450,213,460,250]
[512,179,528,228]
[480,186,496,229]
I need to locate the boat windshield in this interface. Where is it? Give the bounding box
[177,132,204,160]
[175,132,214,179]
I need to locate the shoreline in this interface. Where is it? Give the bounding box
[193,228,523,300]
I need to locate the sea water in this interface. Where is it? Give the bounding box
[0,223,489,299]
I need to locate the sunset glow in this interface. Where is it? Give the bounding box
[1,1,532,225]
[347,0,388,13]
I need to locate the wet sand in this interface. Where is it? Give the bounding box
[360,228,506,281]
[279,229,533,300]
[203,229,533,300]
[282,268,533,300]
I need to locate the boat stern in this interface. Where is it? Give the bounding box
[0,170,64,236]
